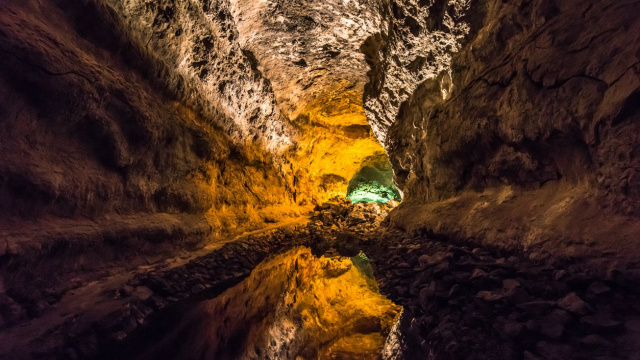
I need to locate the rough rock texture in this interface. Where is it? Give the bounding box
[363,0,473,143]
[382,0,640,264]
[367,227,640,360]
[228,0,392,202]
[230,0,382,124]
[0,0,302,312]
[102,0,293,151]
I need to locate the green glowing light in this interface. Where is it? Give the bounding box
[346,180,401,204]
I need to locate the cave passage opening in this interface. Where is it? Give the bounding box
[346,158,402,204]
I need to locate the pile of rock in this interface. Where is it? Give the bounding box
[366,229,640,360]
[307,197,395,256]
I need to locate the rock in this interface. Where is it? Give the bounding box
[477,290,506,302]
[191,284,206,294]
[418,253,450,267]
[503,279,521,292]
[346,212,366,226]
[63,348,78,360]
[502,320,524,339]
[321,212,334,225]
[525,319,539,332]
[419,283,435,310]
[0,294,24,326]
[517,301,556,317]
[586,281,611,296]
[580,334,614,347]
[580,315,622,331]
[538,309,570,340]
[554,270,567,281]
[27,300,50,319]
[534,341,573,360]
[557,292,592,314]
[131,286,154,302]
[471,268,488,279]
[624,317,640,332]
[432,262,450,275]
[119,285,134,297]
[523,351,544,360]
[448,284,460,298]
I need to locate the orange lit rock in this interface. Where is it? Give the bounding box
[131,248,401,360]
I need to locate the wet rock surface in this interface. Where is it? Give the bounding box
[366,228,640,360]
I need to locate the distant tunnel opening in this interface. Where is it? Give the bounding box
[346,159,402,204]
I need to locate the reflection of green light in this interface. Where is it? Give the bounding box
[346,180,401,204]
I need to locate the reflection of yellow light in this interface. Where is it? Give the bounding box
[181,248,401,359]
[288,90,390,204]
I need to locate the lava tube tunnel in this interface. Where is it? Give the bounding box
[1,0,640,359]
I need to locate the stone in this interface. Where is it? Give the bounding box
[471,268,488,279]
[347,212,366,226]
[119,285,134,297]
[554,270,567,281]
[523,351,544,360]
[418,253,450,267]
[538,309,570,340]
[432,262,450,275]
[624,317,640,332]
[534,341,573,360]
[517,301,556,317]
[502,320,524,339]
[448,284,461,298]
[503,279,521,292]
[0,294,24,326]
[476,290,506,302]
[580,334,614,347]
[27,300,49,319]
[131,286,154,302]
[580,315,622,331]
[557,292,592,315]
[586,281,611,296]
[191,284,206,294]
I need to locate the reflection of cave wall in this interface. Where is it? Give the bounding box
[122,248,400,360]
[347,158,401,204]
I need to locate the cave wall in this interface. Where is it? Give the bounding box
[0,0,298,274]
[376,0,640,261]
[362,0,474,144]
[101,0,294,151]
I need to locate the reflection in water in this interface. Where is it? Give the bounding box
[131,247,400,360]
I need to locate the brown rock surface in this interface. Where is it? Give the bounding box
[0,0,301,306]
[382,0,640,265]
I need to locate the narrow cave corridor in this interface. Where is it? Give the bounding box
[1,0,640,359]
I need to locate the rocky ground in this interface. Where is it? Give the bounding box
[310,199,640,360]
[366,234,640,359]
[2,199,640,360]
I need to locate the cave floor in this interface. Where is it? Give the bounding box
[2,201,640,360]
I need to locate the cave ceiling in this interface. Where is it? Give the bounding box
[227,0,471,202]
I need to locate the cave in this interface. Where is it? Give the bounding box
[347,159,402,204]
[1,0,640,359]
